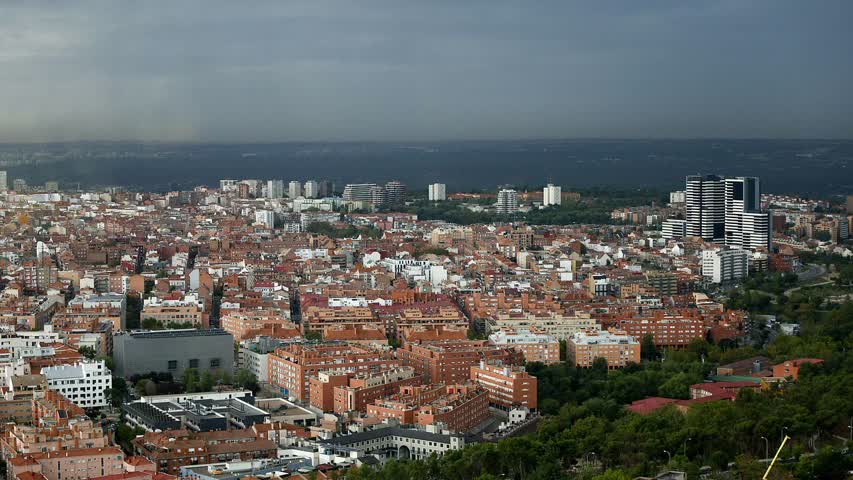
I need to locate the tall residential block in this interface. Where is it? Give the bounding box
[267,179,284,199]
[685,174,724,241]
[724,177,770,250]
[428,183,446,201]
[496,189,519,214]
[543,183,561,207]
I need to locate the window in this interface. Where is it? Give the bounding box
[168,360,178,370]
[210,358,221,368]
[189,359,199,369]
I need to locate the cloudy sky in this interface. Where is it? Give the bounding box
[1,1,851,142]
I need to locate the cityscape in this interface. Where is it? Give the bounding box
[1,2,852,480]
[0,171,849,480]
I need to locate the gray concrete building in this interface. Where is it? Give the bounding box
[113,329,234,379]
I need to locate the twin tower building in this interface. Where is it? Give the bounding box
[684,174,770,250]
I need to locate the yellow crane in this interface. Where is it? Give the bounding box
[762,435,790,480]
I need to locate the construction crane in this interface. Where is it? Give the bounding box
[763,435,790,479]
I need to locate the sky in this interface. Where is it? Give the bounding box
[1,1,852,142]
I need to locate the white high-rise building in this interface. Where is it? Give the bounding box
[661,219,687,239]
[288,181,302,199]
[724,177,769,250]
[428,183,446,201]
[304,180,320,198]
[343,183,378,203]
[42,360,112,408]
[254,210,275,229]
[669,190,686,204]
[0,171,7,192]
[267,179,285,199]
[543,184,561,207]
[701,247,750,284]
[685,175,725,241]
[496,189,519,215]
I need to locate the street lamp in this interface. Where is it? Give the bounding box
[683,437,691,457]
[848,418,852,442]
[664,450,671,464]
[760,436,769,460]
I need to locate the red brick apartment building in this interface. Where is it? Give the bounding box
[470,360,538,410]
[308,366,422,413]
[398,340,524,384]
[268,344,399,401]
[365,384,489,432]
[618,315,707,347]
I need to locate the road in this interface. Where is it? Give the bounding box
[797,263,827,283]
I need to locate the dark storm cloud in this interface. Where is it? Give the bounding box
[1,1,851,141]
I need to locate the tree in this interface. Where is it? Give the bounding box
[641,334,657,361]
[235,368,260,393]
[182,368,199,392]
[78,346,97,359]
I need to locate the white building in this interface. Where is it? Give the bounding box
[0,170,6,191]
[496,189,518,215]
[701,247,750,284]
[669,190,686,204]
[343,184,379,203]
[239,347,269,383]
[686,174,725,241]
[724,177,769,250]
[661,219,687,239]
[304,180,320,198]
[543,184,561,207]
[255,209,275,229]
[288,181,302,199]
[42,360,112,408]
[428,183,446,201]
[267,179,285,199]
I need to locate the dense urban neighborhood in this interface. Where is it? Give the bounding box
[0,172,850,480]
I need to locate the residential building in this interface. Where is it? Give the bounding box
[132,429,277,475]
[724,177,770,250]
[268,344,399,401]
[9,447,125,480]
[701,247,750,283]
[496,189,518,215]
[113,329,234,378]
[254,210,275,229]
[618,316,707,348]
[366,384,489,433]
[266,179,284,199]
[385,181,406,206]
[288,181,302,199]
[398,340,523,385]
[542,184,561,207]
[41,361,112,408]
[685,174,725,241]
[0,170,6,191]
[567,329,641,369]
[488,328,560,364]
[428,183,446,201]
[661,219,687,239]
[342,183,379,203]
[469,360,538,410]
[303,180,319,198]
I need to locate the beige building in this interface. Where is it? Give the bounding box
[567,329,641,369]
